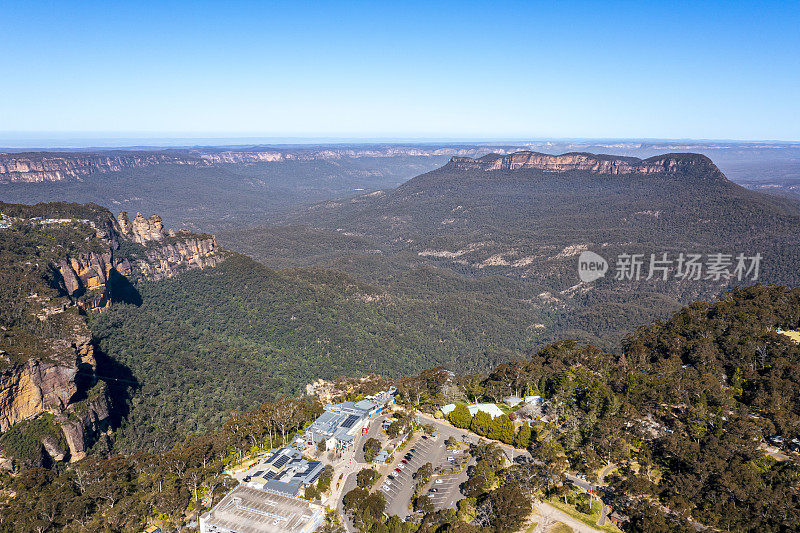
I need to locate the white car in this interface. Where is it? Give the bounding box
[435,478,443,484]
[398,463,405,469]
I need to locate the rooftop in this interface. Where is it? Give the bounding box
[201,484,323,533]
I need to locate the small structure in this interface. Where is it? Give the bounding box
[300,387,396,451]
[373,450,389,464]
[302,400,377,450]
[200,484,324,533]
[523,395,543,405]
[607,511,630,528]
[504,396,523,407]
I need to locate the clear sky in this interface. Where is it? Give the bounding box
[1,0,798,141]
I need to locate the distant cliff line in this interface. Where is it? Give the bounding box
[0,146,521,183]
[448,150,725,178]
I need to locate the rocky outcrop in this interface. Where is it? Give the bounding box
[0,360,78,432]
[56,251,132,311]
[57,382,111,461]
[130,234,222,281]
[117,210,221,280]
[118,211,165,243]
[448,151,726,179]
[0,328,110,462]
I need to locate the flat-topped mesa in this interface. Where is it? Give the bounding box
[448,151,725,179]
[118,211,166,244]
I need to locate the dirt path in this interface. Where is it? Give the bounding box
[532,501,604,533]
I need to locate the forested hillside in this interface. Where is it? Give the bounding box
[224,151,800,347]
[91,253,545,451]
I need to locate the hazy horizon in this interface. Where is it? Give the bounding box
[2,133,800,151]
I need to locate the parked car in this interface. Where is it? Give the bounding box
[435,478,443,484]
[428,488,438,493]
[447,456,454,461]
[401,459,408,464]
[394,468,402,474]
[387,474,395,480]
[398,463,406,469]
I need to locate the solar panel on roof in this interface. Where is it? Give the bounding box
[340,414,359,429]
[273,454,291,468]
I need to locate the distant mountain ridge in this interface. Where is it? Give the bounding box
[232,149,800,347]
[448,150,725,178]
[0,145,523,184]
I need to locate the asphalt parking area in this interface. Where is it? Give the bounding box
[382,436,445,515]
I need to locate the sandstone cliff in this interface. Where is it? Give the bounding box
[0,151,201,183]
[448,151,725,179]
[0,322,109,462]
[0,146,519,183]
[117,211,221,280]
[0,204,223,466]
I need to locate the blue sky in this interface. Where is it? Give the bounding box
[1,0,798,141]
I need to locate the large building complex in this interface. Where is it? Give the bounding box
[205,387,396,533]
[200,484,324,533]
[300,387,396,451]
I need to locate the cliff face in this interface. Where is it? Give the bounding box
[0,204,223,466]
[0,146,520,183]
[130,235,221,281]
[0,152,201,183]
[448,151,725,179]
[118,211,221,280]
[0,326,109,462]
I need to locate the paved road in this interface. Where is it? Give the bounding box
[336,470,358,533]
[595,463,616,526]
[354,413,389,463]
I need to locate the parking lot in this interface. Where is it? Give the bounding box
[380,432,472,518]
